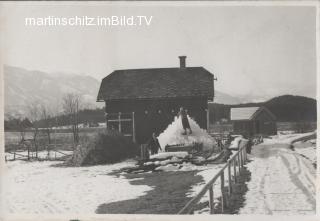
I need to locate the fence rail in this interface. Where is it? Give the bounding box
[5,143,73,162]
[178,139,248,214]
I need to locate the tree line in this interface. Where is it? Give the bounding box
[4,93,95,150]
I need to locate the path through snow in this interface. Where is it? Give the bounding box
[239,144,316,215]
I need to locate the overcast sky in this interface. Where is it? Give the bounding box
[1,3,317,100]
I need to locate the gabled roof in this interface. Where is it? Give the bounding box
[97,67,214,101]
[230,106,276,121]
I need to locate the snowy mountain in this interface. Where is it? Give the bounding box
[4,65,251,119]
[214,91,244,105]
[4,65,103,118]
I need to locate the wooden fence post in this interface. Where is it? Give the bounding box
[239,148,243,167]
[27,145,30,160]
[220,171,225,213]
[206,109,209,132]
[118,112,122,133]
[227,160,232,195]
[105,112,108,131]
[244,146,249,161]
[233,159,237,183]
[132,112,136,143]
[209,185,214,214]
[238,153,241,174]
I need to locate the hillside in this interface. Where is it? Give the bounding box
[4,65,103,118]
[209,95,317,123]
[4,65,251,119]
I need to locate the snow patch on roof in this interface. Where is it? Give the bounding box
[230,107,260,121]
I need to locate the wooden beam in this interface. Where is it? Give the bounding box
[220,171,225,213]
[132,112,136,143]
[228,160,232,195]
[105,112,108,130]
[209,185,214,214]
[118,112,121,133]
[107,119,132,122]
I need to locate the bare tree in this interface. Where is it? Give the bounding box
[27,102,41,158]
[19,118,32,143]
[62,93,82,147]
[40,104,53,144]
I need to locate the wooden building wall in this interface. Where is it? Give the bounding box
[105,97,209,143]
[233,110,277,136]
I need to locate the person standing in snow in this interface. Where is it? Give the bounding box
[178,107,192,135]
[147,132,162,155]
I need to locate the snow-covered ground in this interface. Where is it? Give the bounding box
[183,132,317,215]
[263,132,315,145]
[294,144,316,166]
[3,160,152,214]
[150,151,189,160]
[239,145,316,215]
[263,132,316,166]
[238,132,316,215]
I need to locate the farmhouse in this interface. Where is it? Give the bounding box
[97,56,215,144]
[230,106,277,136]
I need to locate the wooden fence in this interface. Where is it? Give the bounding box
[5,143,73,162]
[178,139,249,214]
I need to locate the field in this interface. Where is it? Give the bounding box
[4,127,106,152]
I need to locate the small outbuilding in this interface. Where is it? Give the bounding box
[230,106,277,136]
[97,56,216,144]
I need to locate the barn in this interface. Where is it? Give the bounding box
[97,56,215,144]
[230,106,277,136]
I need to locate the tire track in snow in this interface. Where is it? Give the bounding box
[280,153,316,211]
[239,145,316,215]
[258,163,273,214]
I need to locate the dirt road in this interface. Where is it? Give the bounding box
[239,144,316,215]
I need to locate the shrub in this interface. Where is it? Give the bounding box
[71,130,138,166]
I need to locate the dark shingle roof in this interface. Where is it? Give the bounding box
[97,67,214,101]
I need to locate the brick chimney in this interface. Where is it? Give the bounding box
[179,56,186,68]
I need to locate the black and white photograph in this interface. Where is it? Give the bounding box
[0,1,318,219]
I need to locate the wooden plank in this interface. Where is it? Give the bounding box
[106,119,132,122]
[220,171,225,213]
[233,158,237,183]
[245,147,248,161]
[239,149,243,167]
[206,109,209,132]
[209,185,214,214]
[228,160,232,195]
[118,112,122,133]
[242,147,246,163]
[238,153,241,174]
[105,112,108,129]
[132,112,136,143]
